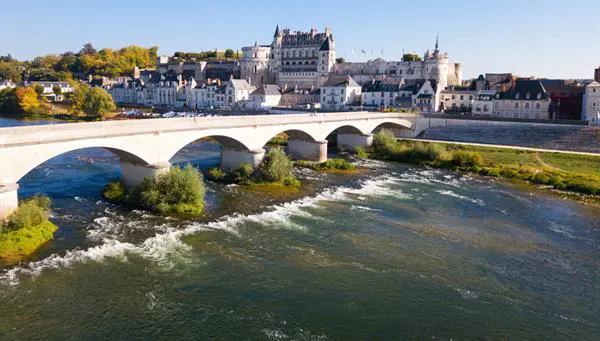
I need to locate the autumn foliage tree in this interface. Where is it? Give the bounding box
[73,85,115,118]
[15,87,41,113]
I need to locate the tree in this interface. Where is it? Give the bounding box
[0,60,23,82]
[15,87,40,113]
[52,85,62,96]
[224,49,235,58]
[0,88,19,113]
[403,53,423,62]
[335,57,346,64]
[258,147,293,182]
[77,86,116,118]
[80,43,97,55]
[33,84,45,96]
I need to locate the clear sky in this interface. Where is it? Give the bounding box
[1,0,599,79]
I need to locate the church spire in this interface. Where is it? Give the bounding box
[435,34,439,53]
[274,24,280,38]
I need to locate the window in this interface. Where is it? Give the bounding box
[525,103,530,109]
[536,103,541,109]
[514,102,519,109]
[460,95,464,100]
[469,96,473,100]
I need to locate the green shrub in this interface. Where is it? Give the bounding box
[500,169,520,179]
[317,158,355,171]
[233,162,254,185]
[451,151,484,168]
[267,135,288,146]
[102,180,127,201]
[258,147,293,182]
[355,146,368,159]
[372,129,398,157]
[282,176,301,187]
[4,196,51,231]
[137,164,205,215]
[206,168,226,182]
[395,142,447,164]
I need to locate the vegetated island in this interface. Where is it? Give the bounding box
[206,147,301,194]
[103,164,206,215]
[0,196,58,263]
[364,129,600,201]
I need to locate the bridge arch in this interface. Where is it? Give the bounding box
[3,142,152,185]
[367,120,413,135]
[257,129,318,149]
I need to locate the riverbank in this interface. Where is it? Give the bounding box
[368,130,600,199]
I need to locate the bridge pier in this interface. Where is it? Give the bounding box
[288,139,328,162]
[0,184,19,220]
[120,161,171,188]
[221,148,265,170]
[337,133,373,151]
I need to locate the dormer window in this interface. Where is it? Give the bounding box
[525,92,531,100]
[537,93,542,99]
[515,93,520,100]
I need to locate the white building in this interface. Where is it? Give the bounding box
[223,79,256,108]
[582,81,600,124]
[0,79,16,91]
[492,80,551,119]
[320,75,362,110]
[440,86,476,113]
[249,85,282,110]
[26,81,74,101]
[472,90,496,115]
[361,80,403,108]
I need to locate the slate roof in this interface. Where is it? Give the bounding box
[251,85,281,96]
[322,75,360,88]
[320,37,333,51]
[362,81,401,93]
[497,80,550,100]
[229,79,255,91]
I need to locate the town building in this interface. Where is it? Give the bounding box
[25,81,74,101]
[491,79,551,119]
[541,79,585,120]
[249,85,282,110]
[439,85,476,113]
[471,90,497,115]
[595,66,600,83]
[0,79,16,91]
[582,81,600,124]
[279,85,319,108]
[320,75,362,110]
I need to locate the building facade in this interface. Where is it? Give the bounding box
[491,80,551,119]
[582,81,600,123]
[320,75,362,110]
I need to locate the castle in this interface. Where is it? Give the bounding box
[241,26,462,91]
[240,25,336,88]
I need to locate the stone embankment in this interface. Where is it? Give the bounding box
[419,125,600,153]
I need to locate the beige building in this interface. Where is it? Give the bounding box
[492,80,551,119]
[320,75,362,110]
[582,81,600,124]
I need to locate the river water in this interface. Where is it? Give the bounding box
[1,117,600,340]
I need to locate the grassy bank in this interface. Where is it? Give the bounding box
[0,196,58,261]
[103,164,206,215]
[368,130,600,197]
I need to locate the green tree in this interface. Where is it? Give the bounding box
[258,147,293,182]
[402,53,423,62]
[52,85,62,96]
[80,43,97,55]
[0,60,23,82]
[224,49,235,58]
[33,84,45,96]
[136,164,206,215]
[0,88,19,113]
[79,86,116,118]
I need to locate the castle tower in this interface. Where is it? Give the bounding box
[318,36,336,86]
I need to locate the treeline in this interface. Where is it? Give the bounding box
[172,49,238,61]
[0,43,159,82]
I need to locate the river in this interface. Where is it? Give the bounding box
[1,117,599,340]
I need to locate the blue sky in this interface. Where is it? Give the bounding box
[1,0,599,79]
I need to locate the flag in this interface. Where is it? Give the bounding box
[361,49,366,54]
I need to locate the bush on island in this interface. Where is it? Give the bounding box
[0,196,58,259]
[103,164,206,215]
[258,147,293,182]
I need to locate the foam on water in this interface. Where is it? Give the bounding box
[1,174,404,285]
[436,190,485,206]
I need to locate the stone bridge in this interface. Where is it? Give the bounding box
[0,111,416,218]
